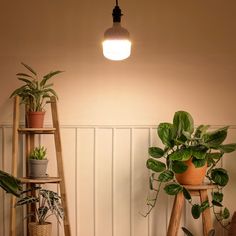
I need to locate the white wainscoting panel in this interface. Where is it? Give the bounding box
[0,125,236,236]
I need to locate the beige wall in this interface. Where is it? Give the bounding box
[0,0,236,236]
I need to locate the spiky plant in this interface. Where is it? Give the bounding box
[10,62,63,111]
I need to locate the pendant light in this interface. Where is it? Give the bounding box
[102,0,131,61]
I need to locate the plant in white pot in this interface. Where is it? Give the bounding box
[144,111,236,230]
[10,62,63,128]
[29,146,48,178]
[16,186,64,236]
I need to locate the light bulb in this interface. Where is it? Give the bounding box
[102,2,131,61]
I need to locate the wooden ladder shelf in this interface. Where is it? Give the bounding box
[10,96,71,236]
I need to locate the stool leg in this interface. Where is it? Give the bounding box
[200,190,213,236]
[167,192,185,236]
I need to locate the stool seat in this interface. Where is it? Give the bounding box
[167,183,216,236]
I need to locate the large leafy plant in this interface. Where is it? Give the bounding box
[10,62,63,112]
[145,111,236,229]
[16,186,64,225]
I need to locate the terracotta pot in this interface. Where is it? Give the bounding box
[27,111,45,128]
[28,222,52,236]
[229,212,236,236]
[175,158,207,185]
[28,159,48,178]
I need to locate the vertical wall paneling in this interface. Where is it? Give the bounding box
[95,128,113,236]
[1,125,236,236]
[76,128,95,236]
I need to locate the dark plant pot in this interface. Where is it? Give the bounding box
[28,222,52,236]
[175,158,207,185]
[28,159,48,178]
[27,111,45,128]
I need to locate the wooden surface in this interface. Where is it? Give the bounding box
[19,177,62,184]
[167,184,215,236]
[167,191,185,236]
[200,189,213,236]
[18,128,56,134]
[10,96,19,236]
[10,96,71,236]
[51,96,71,236]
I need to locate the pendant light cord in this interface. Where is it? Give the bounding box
[113,0,122,22]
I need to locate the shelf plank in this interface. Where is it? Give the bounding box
[18,128,56,134]
[19,177,62,184]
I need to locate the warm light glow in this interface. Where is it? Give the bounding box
[102,39,131,61]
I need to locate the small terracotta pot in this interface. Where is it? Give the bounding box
[175,158,207,185]
[27,111,45,128]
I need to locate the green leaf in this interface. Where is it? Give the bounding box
[148,147,164,158]
[41,70,64,86]
[169,148,191,161]
[164,183,183,195]
[206,152,223,160]
[15,196,38,206]
[194,125,210,138]
[16,73,33,78]
[219,143,236,153]
[183,187,191,201]
[158,170,174,182]
[192,158,206,168]
[173,111,194,137]
[212,192,223,203]
[203,126,228,147]
[207,229,216,236]
[222,207,230,219]
[0,170,22,197]
[211,200,223,207]
[21,62,37,75]
[149,173,155,190]
[191,204,201,219]
[157,123,174,148]
[181,227,194,236]
[191,146,207,159]
[172,161,188,173]
[146,159,166,173]
[211,168,229,186]
[201,200,210,211]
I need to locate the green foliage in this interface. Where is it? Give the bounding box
[164,183,183,195]
[182,227,215,236]
[10,62,63,112]
[29,146,47,160]
[0,170,22,197]
[15,187,64,225]
[144,110,236,230]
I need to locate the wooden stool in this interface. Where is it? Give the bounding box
[167,184,216,236]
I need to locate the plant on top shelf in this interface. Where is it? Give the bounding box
[10,62,63,128]
[28,146,48,178]
[144,110,236,230]
[16,186,64,236]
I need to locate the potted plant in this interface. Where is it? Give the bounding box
[16,186,64,236]
[28,146,48,178]
[144,111,236,230]
[10,62,63,128]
